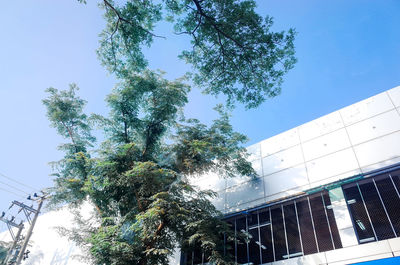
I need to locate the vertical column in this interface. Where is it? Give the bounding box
[328,187,358,247]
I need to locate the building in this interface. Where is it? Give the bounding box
[184,85,400,265]
[2,86,400,265]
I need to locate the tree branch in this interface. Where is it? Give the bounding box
[191,0,245,49]
[61,120,79,153]
[103,0,166,39]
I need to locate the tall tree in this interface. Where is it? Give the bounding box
[45,1,296,264]
[45,73,253,265]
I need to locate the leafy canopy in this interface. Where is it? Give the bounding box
[96,0,296,108]
[44,0,296,264]
[44,73,254,265]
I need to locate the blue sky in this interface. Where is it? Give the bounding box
[0,0,399,224]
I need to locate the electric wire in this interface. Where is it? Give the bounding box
[0,180,30,196]
[0,172,40,193]
[0,187,26,200]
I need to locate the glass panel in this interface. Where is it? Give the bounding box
[226,178,264,209]
[283,202,302,257]
[185,251,193,265]
[340,92,393,126]
[358,179,395,240]
[260,224,274,263]
[203,250,210,264]
[248,227,261,265]
[259,208,270,225]
[271,206,287,261]
[296,198,318,255]
[193,248,202,265]
[309,193,333,251]
[301,128,351,162]
[236,217,248,264]
[391,170,400,193]
[322,192,342,249]
[375,175,400,235]
[342,183,376,243]
[248,210,258,228]
[224,218,235,261]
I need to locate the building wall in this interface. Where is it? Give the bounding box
[190,86,400,215]
[186,85,400,265]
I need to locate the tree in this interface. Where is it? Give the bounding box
[0,242,9,264]
[45,74,253,265]
[44,1,296,264]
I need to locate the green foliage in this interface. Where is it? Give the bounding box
[46,0,295,263]
[97,0,296,108]
[0,242,9,264]
[44,72,255,264]
[171,105,254,178]
[43,85,95,207]
[173,0,297,108]
[43,85,95,152]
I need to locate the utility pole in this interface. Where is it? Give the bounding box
[0,214,24,265]
[15,194,46,265]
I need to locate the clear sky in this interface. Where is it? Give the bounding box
[0,0,399,225]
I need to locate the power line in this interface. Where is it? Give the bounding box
[0,187,26,200]
[0,180,30,196]
[0,172,40,193]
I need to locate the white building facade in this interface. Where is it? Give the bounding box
[183,86,400,265]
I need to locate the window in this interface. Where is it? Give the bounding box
[343,169,400,244]
[182,191,342,264]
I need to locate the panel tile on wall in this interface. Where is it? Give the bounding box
[298,111,344,142]
[306,148,359,184]
[264,165,309,197]
[354,131,400,169]
[252,158,263,177]
[262,145,304,176]
[388,237,400,253]
[387,86,400,108]
[225,197,266,214]
[272,253,327,265]
[226,174,253,189]
[325,240,392,263]
[340,92,394,126]
[360,157,400,173]
[209,190,225,211]
[264,185,309,204]
[191,172,226,192]
[260,128,300,157]
[339,227,358,247]
[308,169,362,191]
[301,128,351,161]
[346,109,400,146]
[225,178,264,209]
[246,142,261,161]
[226,159,263,188]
